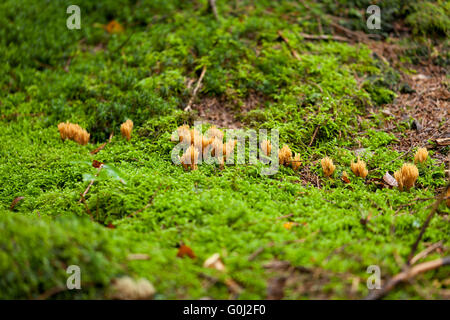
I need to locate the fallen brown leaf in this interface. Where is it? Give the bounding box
[10,196,24,210]
[177,244,196,259]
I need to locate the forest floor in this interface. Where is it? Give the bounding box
[0,1,449,299]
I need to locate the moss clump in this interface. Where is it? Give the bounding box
[0,213,125,299]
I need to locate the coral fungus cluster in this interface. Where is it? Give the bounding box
[174,125,236,171]
[351,157,368,178]
[321,157,336,177]
[414,147,428,164]
[57,122,90,145]
[120,119,134,141]
[394,163,419,191]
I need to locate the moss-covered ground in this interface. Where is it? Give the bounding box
[0,0,448,299]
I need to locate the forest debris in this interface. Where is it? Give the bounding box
[109,277,155,300]
[366,256,450,300]
[411,119,423,132]
[298,32,350,42]
[79,165,103,203]
[203,253,226,272]
[341,171,350,183]
[414,147,428,164]
[321,157,335,177]
[407,184,449,263]
[120,119,133,141]
[351,157,368,178]
[105,20,124,34]
[185,65,207,112]
[90,132,114,155]
[410,241,443,265]
[394,163,419,191]
[10,196,24,210]
[267,276,287,300]
[177,244,196,259]
[207,0,219,20]
[383,172,398,188]
[127,253,150,261]
[277,30,301,61]
[92,160,104,169]
[435,137,450,146]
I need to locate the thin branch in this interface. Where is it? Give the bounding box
[298,32,350,42]
[410,241,443,266]
[78,165,104,203]
[277,30,302,61]
[208,0,219,20]
[309,126,320,147]
[184,66,207,112]
[407,183,449,265]
[365,256,450,300]
[90,132,114,155]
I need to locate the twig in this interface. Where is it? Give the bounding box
[90,132,114,155]
[365,256,450,300]
[80,194,93,218]
[184,66,207,112]
[277,30,301,61]
[410,241,443,265]
[78,165,104,203]
[309,126,320,147]
[298,32,349,42]
[208,0,219,20]
[407,183,449,265]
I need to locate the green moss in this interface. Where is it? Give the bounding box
[0,213,125,299]
[0,0,448,299]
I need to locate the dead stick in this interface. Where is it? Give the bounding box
[184,66,207,112]
[91,132,114,155]
[208,0,219,20]
[277,30,301,61]
[410,241,443,265]
[78,165,104,203]
[407,183,449,264]
[298,32,349,42]
[309,126,320,147]
[365,256,450,300]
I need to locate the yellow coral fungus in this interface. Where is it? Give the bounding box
[278,145,292,166]
[260,140,272,156]
[321,157,335,177]
[57,122,90,145]
[351,157,368,178]
[223,139,237,160]
[414,147,428,164]
[290,154,301,171]
[394,163,419,191]
[120,119,133,141]
[180,145,199,171]
[171,124,190,142]
[206,125,224,140]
